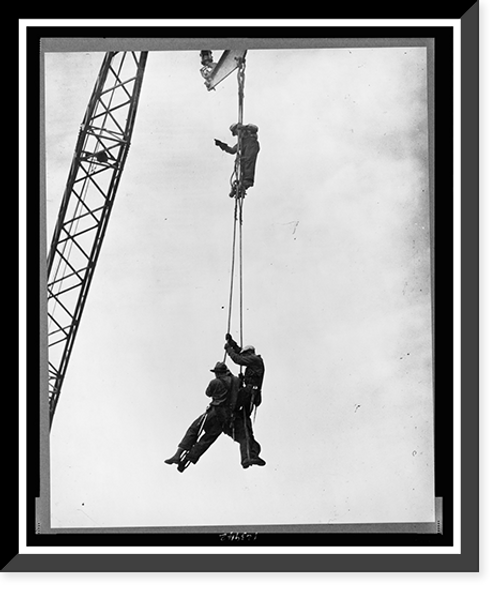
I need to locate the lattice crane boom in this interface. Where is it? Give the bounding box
[47,51,148,427]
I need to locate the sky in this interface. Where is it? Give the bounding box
[43,41,434,529]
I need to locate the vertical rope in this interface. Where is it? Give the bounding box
[237,58,245,364]
[223,199,239,364]
[223,57,246,361]
[238,196,244,348]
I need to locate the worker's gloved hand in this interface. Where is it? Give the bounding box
[215,139,230,151]
[225,333,238,350]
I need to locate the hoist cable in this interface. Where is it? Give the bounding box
[223,196,243,364]
[223,57,246,361]
[223,199,239,364]
[236,58,245,353]
[238,196,244,348]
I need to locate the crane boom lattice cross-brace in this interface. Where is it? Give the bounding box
[47,51,148,428]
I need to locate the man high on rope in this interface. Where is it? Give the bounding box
[214,123,260,197]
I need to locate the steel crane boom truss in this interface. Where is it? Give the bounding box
[47,51,148,426]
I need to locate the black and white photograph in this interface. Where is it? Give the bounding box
[42,39,437,533]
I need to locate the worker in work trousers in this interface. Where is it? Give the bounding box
[214,123,260,197]
[224,334,266,467]
[164,361,262,471]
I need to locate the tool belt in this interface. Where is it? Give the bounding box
[233,384,259,409]
[248,385,262,408]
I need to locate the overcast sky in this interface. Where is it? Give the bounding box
[44,41,434,529]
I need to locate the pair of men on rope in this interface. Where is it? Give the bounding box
[215,122,260,198]
[164,335,265,472]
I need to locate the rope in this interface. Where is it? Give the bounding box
[223,199,239,364]
[223,56,246,361]
[238,196,244,347]
[223,196,243,364]
[179,410,209,470]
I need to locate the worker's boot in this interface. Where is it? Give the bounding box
[177,457,188,473]
[164,448,184,465]
[250,456,266,467]
[178,451,199,473]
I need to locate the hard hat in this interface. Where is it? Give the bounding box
[210,361,229,373]
[241,345,255,354]
[229,123,239,133]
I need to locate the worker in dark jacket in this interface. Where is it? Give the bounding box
[224,334,266,467]
[164,361,239,472]
[214,123,260,197]
[224,334,265,408]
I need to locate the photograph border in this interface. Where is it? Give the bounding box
[8,9,479,572]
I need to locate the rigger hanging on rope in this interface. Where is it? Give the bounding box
[214,123,260,198]
[214,55,260,199]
